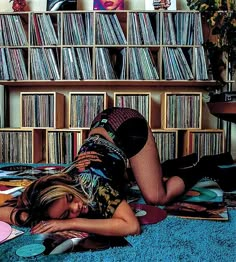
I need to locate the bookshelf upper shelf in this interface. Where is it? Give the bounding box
[0,11,211,83]
[0,80,220,88]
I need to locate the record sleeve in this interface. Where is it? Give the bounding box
[180,187,217,202]
[0,221,12,243]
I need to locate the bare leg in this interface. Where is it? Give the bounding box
[129,127,185,205]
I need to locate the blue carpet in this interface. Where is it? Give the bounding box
[0,210,235,262]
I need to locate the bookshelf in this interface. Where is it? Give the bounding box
[0,128,43,163]
[183,129,225,160]
[161,92,202,130]
[113,92,151,123]
[69,92,108,128]
[0,10,217,83]
[0,10,223,164]
[46,128,89,164]
[152,129,178,163]
[20,92,65,128]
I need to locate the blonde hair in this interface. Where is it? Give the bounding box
[38,184,89,210]
[3,172,89,226]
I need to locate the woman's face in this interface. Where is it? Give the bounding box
[99,0,123,10]
[47,194,88,219]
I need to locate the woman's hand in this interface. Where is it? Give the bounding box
[31,219,68,234]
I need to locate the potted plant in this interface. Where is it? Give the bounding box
[187,0,236,87]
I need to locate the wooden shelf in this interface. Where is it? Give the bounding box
[0,10,226,164]
[0,80,219,88]
[207,102,236,123]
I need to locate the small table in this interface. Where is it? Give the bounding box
[207,102,236,123]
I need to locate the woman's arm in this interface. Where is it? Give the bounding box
[0,206,15,224]
[31,200,141,237]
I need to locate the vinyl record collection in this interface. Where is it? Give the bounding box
[0,131,32,163]
[115,94,150,121]
[63,47,93,80]
[0,15,28,80]
[165,94,200,129]
[21,94,54,127]
[128,12,159,45]
[153,131,177,162]
[0,48,28,80]
[0,15,28,46]
[95,13,126,45]
[162,12,203,45]
[188,132,224,158]
[0,11,210,81]
[63,13,93,45]
[30,48,60,80]
[129,48,159,80]
[95,48,127,79]
[70,94,105,128]
[47,131,82,164]
[30,13,60,45]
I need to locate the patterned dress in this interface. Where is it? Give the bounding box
[64,135,127,218]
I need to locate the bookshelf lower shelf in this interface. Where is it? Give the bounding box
[207,102,236,123]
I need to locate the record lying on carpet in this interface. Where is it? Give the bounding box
[35,165,65,175]
[180,187,217,202]
[16,244,46,257]
[130,203,167,225]
[0,221,12,243]
[0,165,34,171]
[36,165,64,171]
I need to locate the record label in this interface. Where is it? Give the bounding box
[16,244,46,258]
[0,221,12,243]
[130,203,167,225]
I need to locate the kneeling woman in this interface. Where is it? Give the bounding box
[0,107,191,236]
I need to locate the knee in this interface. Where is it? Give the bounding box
[144,193,168,206]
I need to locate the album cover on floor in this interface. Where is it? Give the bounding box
[178,185,222,203]
[41,231,131,255]
[178,177,225,203]
[164,201,229,221]
[164,180,228,221]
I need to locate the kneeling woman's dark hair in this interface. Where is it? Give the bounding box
[2,173,88,226]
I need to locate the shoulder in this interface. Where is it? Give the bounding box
[93,182,124,218]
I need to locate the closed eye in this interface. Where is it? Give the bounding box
[59,194,73,219]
